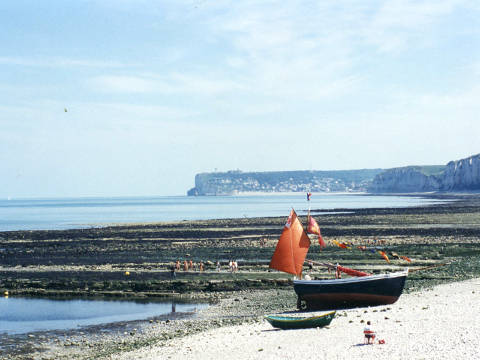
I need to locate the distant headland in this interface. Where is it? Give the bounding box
[187,153,480,195]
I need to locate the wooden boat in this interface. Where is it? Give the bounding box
[265,311,336,330]
[294,269,408,310]
[269,209,408,310]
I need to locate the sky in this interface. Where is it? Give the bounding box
[1,0,479,198]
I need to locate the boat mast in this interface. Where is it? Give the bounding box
[306,191,311,222]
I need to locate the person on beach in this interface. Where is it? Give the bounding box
[175,260,180,271]
[216,261,221,272]
[335,264,342,279]
[170,265,176,279]
[229,260,233,272]
[364,321,376,344]
[307,260,313,273]
[260,236,267,247]
[183,260,188,271]
[199,261,204,272]
[233,260,238,272]
[189,260,193,271]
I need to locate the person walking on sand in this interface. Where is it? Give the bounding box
[364,321,376,344]
[307,260,313,273]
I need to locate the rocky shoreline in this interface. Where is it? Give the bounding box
[1,193,480,359]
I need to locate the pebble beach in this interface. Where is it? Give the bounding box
[111,278,480,360]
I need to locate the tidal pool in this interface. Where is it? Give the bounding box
[0,297,207,334]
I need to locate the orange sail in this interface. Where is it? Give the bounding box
[269,210,311,276]
[307,215,320,235]
[307,216,326,249]
[318,231,326,249]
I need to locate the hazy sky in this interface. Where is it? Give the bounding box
[1,0,479,197]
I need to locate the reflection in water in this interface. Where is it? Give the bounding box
[0,297,207,335]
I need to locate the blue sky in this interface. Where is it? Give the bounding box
[1,0,479,197]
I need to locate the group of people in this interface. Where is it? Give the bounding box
[174,259,204,272]
[170,259,239,277]
[228,260,239,272]
[214,260,238,272]
[368,237,387,245]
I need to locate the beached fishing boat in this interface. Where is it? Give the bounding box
[269,209,408,310]
[265,311,336,330]
[295,269,408,310]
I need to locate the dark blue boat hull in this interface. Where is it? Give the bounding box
[294,271,408,310]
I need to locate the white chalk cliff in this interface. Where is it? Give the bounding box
[369,153,480,193]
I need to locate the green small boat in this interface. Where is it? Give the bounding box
[265,311,336,330]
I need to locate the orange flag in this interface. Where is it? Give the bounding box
[333,240,349,249]
[379,251,390,263]
[307,216,326,248]
[400,255,412,262]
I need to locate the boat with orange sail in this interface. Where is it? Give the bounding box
[269,207,408,310]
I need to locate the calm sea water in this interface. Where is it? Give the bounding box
[0,193,445,232]
[0,297,206,335]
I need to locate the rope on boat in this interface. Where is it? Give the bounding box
[305,259,335,269]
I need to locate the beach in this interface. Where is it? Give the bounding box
[1,194,480,359]
[111,278,480,360]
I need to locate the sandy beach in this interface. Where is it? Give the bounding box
[2,195,480,359]
[110,278,480,360]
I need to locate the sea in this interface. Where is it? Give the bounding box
[0,193,446,232]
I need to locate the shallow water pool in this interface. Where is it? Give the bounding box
[0,297,207,334]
